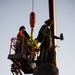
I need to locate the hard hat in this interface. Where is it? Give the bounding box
[19,26,26,31]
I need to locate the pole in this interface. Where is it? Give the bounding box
[48,0,58,67]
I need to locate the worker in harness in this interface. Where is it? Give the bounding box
[16,26,29,55]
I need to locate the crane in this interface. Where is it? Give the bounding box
[8,0,64,75]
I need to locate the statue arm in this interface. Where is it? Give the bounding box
[52,33,64,41]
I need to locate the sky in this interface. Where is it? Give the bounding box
[0,0,75,75]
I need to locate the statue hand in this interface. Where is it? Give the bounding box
[60,33,64,40]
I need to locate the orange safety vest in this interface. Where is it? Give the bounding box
[18,30,25,38]
[17,30,26,43]
[17,30,26,46]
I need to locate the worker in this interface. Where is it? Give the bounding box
[16,26,29,54]
[36,19,64,66]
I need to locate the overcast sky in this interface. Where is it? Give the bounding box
[0,0,75,75]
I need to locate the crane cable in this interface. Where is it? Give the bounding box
[30,0,36,34]
[31,0,34,37]
[28,0,39,54]
[32,0,34,12]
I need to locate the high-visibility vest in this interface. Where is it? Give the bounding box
[18,30,25,38]
[17,30,25,44]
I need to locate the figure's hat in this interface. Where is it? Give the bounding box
[19,26,26,31]
[45,19,53,26]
